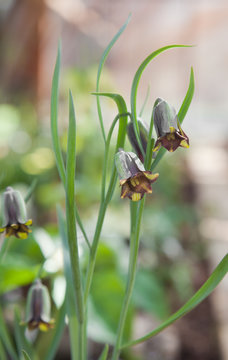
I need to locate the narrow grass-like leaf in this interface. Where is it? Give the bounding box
[98,344,109,360]
[57,205,79,360]
[121,253,228,349]
[0,306,18,360]
[43,302,66,360]
[131,45,193,159]
[50,42,66,185]
[139,85,150,117]
[92,92,128,150]
[144,110,154,170]
[178,67,195,124]
[76,212,91,250]
[24,179,38,203]
[151,66,194,171]
[96,14,131,141]
[66,91,84,324]
[50,47,89,249]
[22,350,31,360]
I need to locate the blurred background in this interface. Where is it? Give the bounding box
[0,0,228,359]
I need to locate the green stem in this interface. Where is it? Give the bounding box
[83,199,108,304]
[67,91,84,360]
[111,198,145,360]
[84,165,118,305]
[82,308,88,360]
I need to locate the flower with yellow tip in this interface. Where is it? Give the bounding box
[23,279,54,332]
[153,98,189,152]
[0,187,32,239]
[115,149,159,201]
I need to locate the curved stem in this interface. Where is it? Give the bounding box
[101,112,131,202]
[111,198,145,360]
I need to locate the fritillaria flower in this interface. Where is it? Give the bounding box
[153,98,189,152]
[0,187,32,239]
[24,279,54,332]
[115,149,159,201]
[127,118,149,162]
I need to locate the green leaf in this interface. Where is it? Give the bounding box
[24,179,38,203]
[57,206,79,360]
[139,84,150,117]
[51,45,89,250]
[98,344,109,360]
[178,66,195,124]
[121,253,228,349]
[22,350,32,360]
[0,256,39,294]
[96,14,131,141]
[92,92,129,201]
[151,66,195,171]
[92,92,128,150]
[0,306,18,360]
[131,45,193,160]
[66,90,84,325]
[50,42,66,186]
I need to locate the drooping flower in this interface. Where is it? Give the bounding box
[115,149,159,201]
[153,98,189,152]
[23,279,54,332]
[127,118,149,162]
[0,187,32,239]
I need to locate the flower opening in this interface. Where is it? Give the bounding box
[153,98,189,152]
[115,149,159,201]
[24,279,54,332]
[0,187,32,239]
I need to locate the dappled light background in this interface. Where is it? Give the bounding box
[0,1,227,359]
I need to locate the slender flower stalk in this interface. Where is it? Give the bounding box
[112,199,145,360]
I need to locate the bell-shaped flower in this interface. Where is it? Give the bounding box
[0,187,32,239]
[23,279,54,332]
[115,149,159,201]
[153,98,189,152]
[127,118,149,162]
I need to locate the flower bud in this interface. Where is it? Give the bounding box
[24,279,54,332]
[153,98,189,152]
[127,118,149,162]
[115,149,159,201]
[0,187,32,239]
